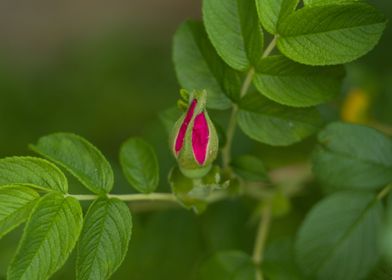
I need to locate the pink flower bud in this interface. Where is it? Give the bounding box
[170,90,218,178]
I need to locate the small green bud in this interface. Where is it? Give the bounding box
[170,90,219,178]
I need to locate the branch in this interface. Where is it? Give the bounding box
[221,37,277,169]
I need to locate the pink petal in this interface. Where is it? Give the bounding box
[175,99,197,154]
[192,112,209,165]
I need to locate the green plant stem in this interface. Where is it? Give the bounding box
[377,183,392,200]
[252,203,272,280]
[262,36,278,58]
[68,190,229,204]
[221,37,277,169]
[68,193,177,202]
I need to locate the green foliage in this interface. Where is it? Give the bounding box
[0,0,389,279]
[262,237,303,280]
[199,251,256,280]
[0,157,68,193]
[256,0,298,34]
[313,122,392,191]
[230,155,267,181]
[203,0,264,70]
[0,185,39,239]
[119,138,159,193]
[31,133,114,194]
[172,20,241,108]
[237,93,322,146]
[8,193,83,280]
[295,192,383,280]
[254,55,345,107]
[76,198,132,280]
[277,3,386,65]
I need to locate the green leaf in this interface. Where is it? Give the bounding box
[230,155,268,181]
[313,122,392,191]
[296,192,382,280]
[203,0,264,71]
[382,192,392,267]
[304,0,362,5]
[31,133,114,194]
[237,93,322,146]
[0,185,39,239]
[173,20,241,108]
[76,197,132,280]
[277,3,386,65]
[8,192,83,280]
[254,55,345,107]
[256,0,299,34]
[199,250,256,280]
[0,156,68,193]
[119,138,159,193]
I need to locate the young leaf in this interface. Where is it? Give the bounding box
[31,133,114,194]
[313,122,392,191]
[0,185,39,239]
[203,0,264,71]
[256,0,299,34]
[8,192,83,280]
[254,55,345,107]
[119,138,159,193]
[199,251,256,280]
[230,155,268,181]
[295,192,382,280]
[76,197,132,280]
[0,156,68,193]
[237,93,322,146]
[277,3,386,65]
[173,20,241,108]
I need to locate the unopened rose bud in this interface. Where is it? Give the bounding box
[170,90,219,178]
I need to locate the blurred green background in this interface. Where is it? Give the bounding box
[0,0,391,279]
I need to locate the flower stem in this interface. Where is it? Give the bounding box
[221,37,277,169]
[252,203,272,280]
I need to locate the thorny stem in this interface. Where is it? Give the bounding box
[252,203,272,280]
[221,37,278,169]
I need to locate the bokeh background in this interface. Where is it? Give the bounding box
[0,0,391,279]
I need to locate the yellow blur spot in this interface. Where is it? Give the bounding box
[341,88,370,124]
